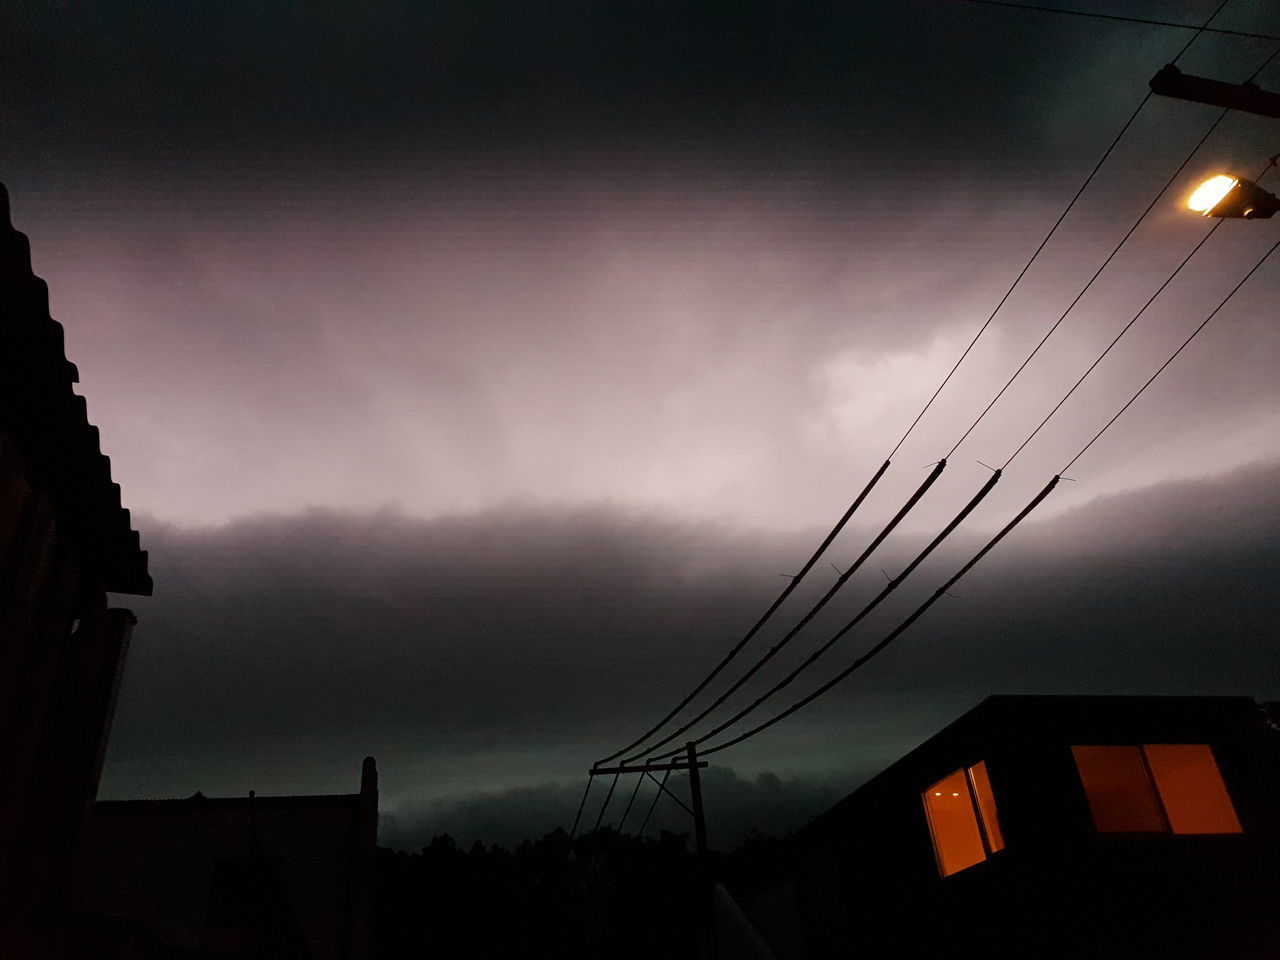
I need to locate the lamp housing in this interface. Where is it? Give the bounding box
[1188,175,1279,219]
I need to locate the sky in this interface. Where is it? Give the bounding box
[3,0,1279,850]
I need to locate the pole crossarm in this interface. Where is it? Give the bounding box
[1150,64,1280,119]
[589,759,708,776]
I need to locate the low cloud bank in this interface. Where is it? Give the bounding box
[102,461,1280,835]
[379,765,853,852]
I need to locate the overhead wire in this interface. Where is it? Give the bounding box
[619,460,946,764]
[569,777,593,840]
[941,0,1279,44]
[1064,237,1280,474]
[615,772,645,833]
[946,104,1233,459]
[886,93,1159,459]
[1002,217,1224,468]
[593,459,891,766]
[699,475,1062,756]
[649,467,1004,760]
[636,768,671,836]
[591,771,621,834]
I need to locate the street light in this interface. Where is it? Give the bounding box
[1187,174,1280,219]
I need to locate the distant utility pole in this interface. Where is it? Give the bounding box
[590,744,709,853]
[686,742,708,856]
[1150,64,1280,119]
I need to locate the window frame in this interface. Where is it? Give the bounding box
[922,759,1006,879]
[1071,742,1243,837]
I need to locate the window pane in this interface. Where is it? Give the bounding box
[967,761,1004,852]
[1144,744,1242,835]
[923,769,986,877]
[1072,745,1164,832]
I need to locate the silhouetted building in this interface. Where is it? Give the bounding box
[76,757,379,960]
[0,183,152,958]
[736,695,1280,960]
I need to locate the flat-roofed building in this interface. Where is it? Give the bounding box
[76,758,379,960]
[735,695,1280,959]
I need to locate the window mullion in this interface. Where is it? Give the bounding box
[1138,745,1173,833]
[965,766,992,855]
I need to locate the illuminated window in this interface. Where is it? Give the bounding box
[1072,744,1242,835]
[922,761,1005,877]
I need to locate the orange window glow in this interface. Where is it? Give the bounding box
[923,761,1007,877]
[923,769,986,877]
[1144,744,1242,835]
[1072,745,1165,833]
[968,760,1004,852]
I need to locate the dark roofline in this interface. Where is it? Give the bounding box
[0,183,151,595]
[95,794,362,812]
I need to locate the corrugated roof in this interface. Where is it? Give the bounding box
[0,183,152,595]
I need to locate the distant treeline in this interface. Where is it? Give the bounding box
[375,827,792,960]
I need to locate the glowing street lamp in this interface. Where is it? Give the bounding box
[1187,174,1280,219]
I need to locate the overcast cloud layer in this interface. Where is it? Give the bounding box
[4,1,1278,846]
[6,1,1280,532]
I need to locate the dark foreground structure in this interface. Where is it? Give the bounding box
[0,183,152,957]
[76,758,379,960]
[735,695,1280,959]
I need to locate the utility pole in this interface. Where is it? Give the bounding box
[686,742,708,855]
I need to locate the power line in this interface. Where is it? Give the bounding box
[593,459,890,766]
[649,469,1003,760]
[569,777,593,839]
[1244,43,1280,85]
[1003,218,1224,468]
[888,88,1155,458]
[591,770,621,834]
[700,475,1062,757]
[615,773,645,833]
[947,105,1232,459]
[636,768,671,836]
[1064,237,1280,474]
[942,0,1280,44]
[619,459,947,764]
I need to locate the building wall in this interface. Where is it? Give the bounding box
[77,760,378,960]
[0,432,137,958]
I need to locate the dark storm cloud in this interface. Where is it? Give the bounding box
[101,458,1280,839]
[5,0,1251,167]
